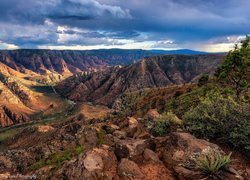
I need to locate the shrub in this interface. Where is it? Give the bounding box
[215,36,250,96]
[30,145,84,170]
[184,93,250,151]
[164,83,220,117]
[198,74,209,87]
[187,147,231,175]
[151,118,170,136]
[150,111,181,136]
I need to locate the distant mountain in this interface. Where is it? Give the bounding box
[0,49,217,76]
[149,49,208,55]
[0,49,155,75]
[55,54,224,106]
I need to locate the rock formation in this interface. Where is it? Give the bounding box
[56,54,224,106]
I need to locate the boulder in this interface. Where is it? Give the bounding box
[127,117,138,137]
[102,124,120,134]
[163,132,218,168]
[118,158,144,179]
[127,117,150,139]
[83,151,104,172]
[170,132,218,152]
[174,166,203,180]
[143,149,161,163]
[114,139,155,162]
[77,127,99,148]
[144,109,160,121]
[53,146,118,179]
[113,130,126,139]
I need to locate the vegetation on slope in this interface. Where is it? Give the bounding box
[167,36,250,153]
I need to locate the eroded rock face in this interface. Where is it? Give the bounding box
[0,49,154,74]
[0,106,30,127]
[56,54,224,106]
[0,74,31,105]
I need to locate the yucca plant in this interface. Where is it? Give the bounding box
[195,147,232,174]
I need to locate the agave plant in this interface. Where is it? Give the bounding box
[195,147,232,174]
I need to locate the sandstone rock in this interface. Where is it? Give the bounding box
[77,128,99,148]
[53,146,118,179]
[113,130,127,139]
[127,117,138,137]
[174,166,203,180]
[128,117,138,128]
[118,158,144,179]
[126,117,150,139]
[83,151,104,171]
[144,109,160,121]
[103,124,120,134]
[163,132,218,168]
[143,148,161,163]
[170,132,218,152]
[114,139,155,162]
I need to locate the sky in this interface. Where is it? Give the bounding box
[0,0,249,52]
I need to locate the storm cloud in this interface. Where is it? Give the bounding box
[0,0,249,51]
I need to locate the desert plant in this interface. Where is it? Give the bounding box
[192,147,232,175]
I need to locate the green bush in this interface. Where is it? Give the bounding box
[215,36,250,96]
[30,145,84,170]
[184,93,250,151]
[198,74,209,87]
[150,111,181,136]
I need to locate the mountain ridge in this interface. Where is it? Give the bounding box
[55,54,224,106]
[0,49,214,75]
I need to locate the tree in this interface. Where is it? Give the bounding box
[215,36,250,96]
[198,73,209,87]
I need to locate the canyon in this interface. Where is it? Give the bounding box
[0,49,249,180]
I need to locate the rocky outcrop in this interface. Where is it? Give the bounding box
[56,54,224,106]
[0,112,248,180]
[0,106,30,127]
[0,74,31,105]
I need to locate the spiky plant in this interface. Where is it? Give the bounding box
[195,147,232,174]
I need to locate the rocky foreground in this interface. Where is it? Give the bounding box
[0,107,249,180]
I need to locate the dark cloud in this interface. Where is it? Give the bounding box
[0,0,249,50]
